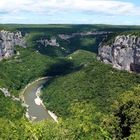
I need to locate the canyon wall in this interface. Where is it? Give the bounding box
[0,30,26,60]
[98,35,140,72]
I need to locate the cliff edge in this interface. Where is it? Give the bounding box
[98,34,140,72]
[0,30,26,60]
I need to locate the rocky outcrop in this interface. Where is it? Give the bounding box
[0,30,26,60]
[58,31,111,40]
[98,35,140,72]
[0,87,20,101]
[0,88,10,97]
[37,37,60,47]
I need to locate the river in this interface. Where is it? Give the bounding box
[23,78,52,121]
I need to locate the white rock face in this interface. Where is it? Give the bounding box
[0,30,26,60]
[37,37,60,47]
[98,35,140,72]
[0,88,10,97]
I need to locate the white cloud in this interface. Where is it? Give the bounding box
[0,0,140,16]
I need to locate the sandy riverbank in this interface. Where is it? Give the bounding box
[35,85,58,123]
[20,77,58,123]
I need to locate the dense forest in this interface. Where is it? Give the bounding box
[0,24,140,139]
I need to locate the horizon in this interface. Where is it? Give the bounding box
[0,23,140,26]
[0,0,140,25]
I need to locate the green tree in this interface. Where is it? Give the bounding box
[102,86,140,140]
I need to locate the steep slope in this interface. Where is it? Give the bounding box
[98,33,140,72]
[40,50,140,139]
[29,31,107,57]
[0,46,56,96]
[0,30,26,60]
[42,50,140,116]
[1,25,140,139]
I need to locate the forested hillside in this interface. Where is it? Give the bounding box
[0,24,140,139]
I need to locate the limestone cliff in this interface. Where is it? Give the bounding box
[98,35,140,72]
[0,30,26,60]
[37,37,60,47]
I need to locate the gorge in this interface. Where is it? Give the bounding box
[1,25,140,140]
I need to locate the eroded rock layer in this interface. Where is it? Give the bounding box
[98,35,140,72]
[0,30,26,60]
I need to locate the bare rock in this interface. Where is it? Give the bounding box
[0,88,11,97]
[99,35,140,72]
[0,30,26,60]
[37,37,60,47]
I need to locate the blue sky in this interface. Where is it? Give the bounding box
[0,0,140,25]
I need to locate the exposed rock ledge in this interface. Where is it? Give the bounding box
[0,87,20,101]
[0,30,26,60]
[98,35,140,72]
[37,37,60,47]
